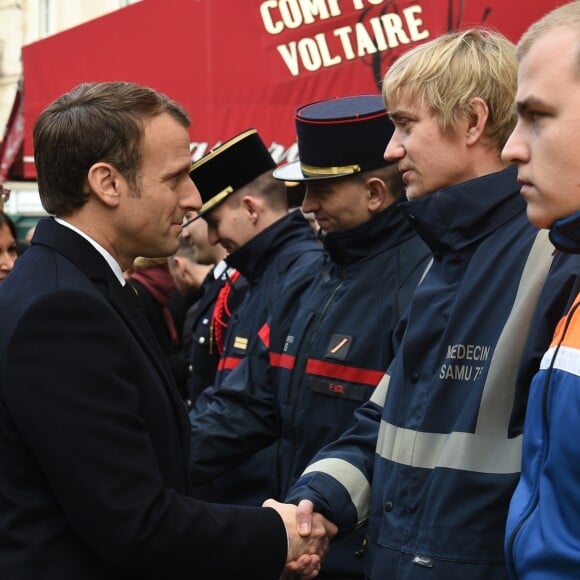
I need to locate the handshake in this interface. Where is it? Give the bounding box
[263,498,338,578]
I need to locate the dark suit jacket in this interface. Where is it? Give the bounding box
[0,218,286,579]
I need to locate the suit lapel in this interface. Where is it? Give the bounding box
[33,218,192,455]
[109,274,192,460]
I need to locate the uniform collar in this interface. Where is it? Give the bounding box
[398,166,525,255]
[226,210,314,282]
[323,194,415,265]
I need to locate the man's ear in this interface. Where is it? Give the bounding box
[170,255,184,274]
[465,97,489,146]
[242,196,261,223]
[170,256,189,284]
[366,177,389,213]
[87,162,122,207]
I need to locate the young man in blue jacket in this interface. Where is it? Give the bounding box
[501,3,580,578]
[287,28,580,580]
[189,95,431,578]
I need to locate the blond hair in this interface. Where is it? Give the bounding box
[382,28,517,148]
[517,1,580,77]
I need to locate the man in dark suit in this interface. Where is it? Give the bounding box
[0,81,334,579]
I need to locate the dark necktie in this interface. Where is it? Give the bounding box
[122,281,152,337]
[123,281,140,309]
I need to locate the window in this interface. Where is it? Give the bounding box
[38,0,52,38]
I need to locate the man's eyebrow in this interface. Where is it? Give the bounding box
[515,96,549,114]
[165,164,191,180]
[388,108,415,122]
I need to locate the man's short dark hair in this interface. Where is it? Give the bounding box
[33,81,190,216]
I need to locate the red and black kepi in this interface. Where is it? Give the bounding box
[274,94,394,182]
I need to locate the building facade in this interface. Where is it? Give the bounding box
[0,0,140,232]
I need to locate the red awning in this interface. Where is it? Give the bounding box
[14,0,563,180]
[0,88,25,180]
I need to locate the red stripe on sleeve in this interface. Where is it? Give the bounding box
[218,356,243,371]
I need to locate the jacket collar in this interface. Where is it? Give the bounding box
[226,210,315,282]
[323,194,415,265]
[33,218,172,362]
[34,217,117,292]
[398,166,525,255]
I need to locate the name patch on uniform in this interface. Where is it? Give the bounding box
[325,334,352,361]
[308,377,368,402]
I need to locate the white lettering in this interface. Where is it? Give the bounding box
[260,0,284,34]
[352,0,385,7]
[262,0,344,34]
[439,364,474,381]
[272,4,429,76]
[404,5,430,41]
[333,25,356,59]
[381,13,409,47]
[277,42,300,75]
[369,15,387,51]
[285,142,300,162]
[446,344,491,361]
[279,0,304,29]
[269,141,299,164]
[298,0,343,22]
[277,35,341,76]
[315,32,342,65]
[353,22,378,56]
[299,37,323,71]
[190,142,211,162]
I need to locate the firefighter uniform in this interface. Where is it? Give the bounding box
[214,210,322,385]
[187,128,322,507]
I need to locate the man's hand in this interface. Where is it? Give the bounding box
[296,499,315,536]
[263,498,337,578]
